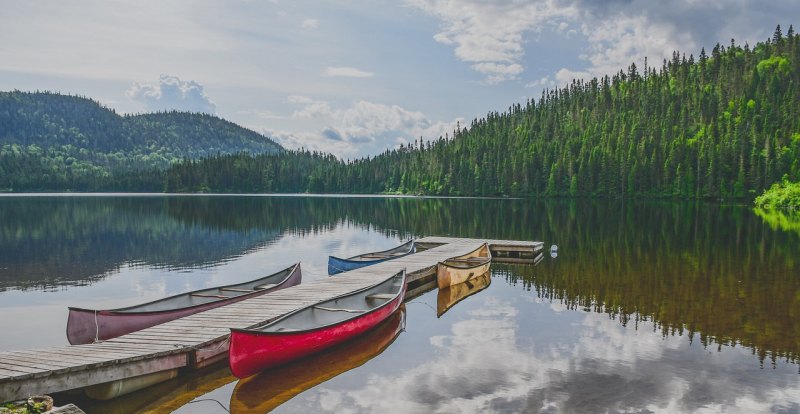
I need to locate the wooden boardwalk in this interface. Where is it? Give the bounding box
[0,237,542,401]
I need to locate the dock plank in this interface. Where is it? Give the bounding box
[0,355,74,370]
[0,367,32,377]
[5,350,119,365]
[0,363,43,375]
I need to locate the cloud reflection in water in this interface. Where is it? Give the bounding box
[282,282,800,414]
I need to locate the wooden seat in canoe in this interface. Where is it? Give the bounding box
[220,288,256,293]
[366,293,395,300]
[254,283,277,290]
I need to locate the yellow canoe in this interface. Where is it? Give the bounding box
[436,243,491,289]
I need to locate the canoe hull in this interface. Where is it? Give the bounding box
[437,260,490,289]
[229,274,406,378]
[436,243,492,289]
[229,307,405,413]
[327,256,388,274]
[327,240,414,275]
[67,264,302,345]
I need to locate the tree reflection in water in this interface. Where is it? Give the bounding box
[1,196,798,413]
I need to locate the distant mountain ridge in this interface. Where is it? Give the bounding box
[0,91,282,191]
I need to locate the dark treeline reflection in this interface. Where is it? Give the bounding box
[0,196,282,291]
[494,201,800,366]
[2,195,798,367]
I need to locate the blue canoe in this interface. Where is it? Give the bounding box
[328,240,415,275]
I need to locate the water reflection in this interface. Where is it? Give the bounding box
[754,207,800,236]
[228,307,405,414]
[60,361,235,414]
[436,271,491,317]
[273,274,800,413]
[2,196,799,362]
[0,196,281,291]
[0,196,798,413]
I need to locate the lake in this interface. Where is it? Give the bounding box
[0,195,798,413]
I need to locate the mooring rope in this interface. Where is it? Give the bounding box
[173,337,230,352]
[186,398,230,413]
[406,300,435,312]
[399,306,408,333]
[93,309,101,343]
[328,263,348,274]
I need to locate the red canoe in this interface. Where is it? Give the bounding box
[229,306,406,413]
[229,269,406,379]
[67,263,302,345]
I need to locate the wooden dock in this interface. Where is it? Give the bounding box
[0,237,542,402]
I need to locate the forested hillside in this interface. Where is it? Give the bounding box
[164,26,800,198]
[0,92,282,191]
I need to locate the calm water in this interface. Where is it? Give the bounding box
[0,195,798,413]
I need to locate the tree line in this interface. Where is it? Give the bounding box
[2,26,798,198]
[0,91,281,191]
[163,26,800,199]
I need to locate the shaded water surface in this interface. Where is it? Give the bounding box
[0,195,798,413]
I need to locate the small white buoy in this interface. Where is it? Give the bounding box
[550,244,558,259]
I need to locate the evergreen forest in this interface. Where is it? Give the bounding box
[0,91,282,191]
[2,26,799,198]
[162,27,800,199]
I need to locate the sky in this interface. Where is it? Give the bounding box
[0,0,797,159]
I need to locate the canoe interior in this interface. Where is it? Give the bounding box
[441,257,492,269]
[440,242,491,270]
[413,241,444,252]
[450,242,491,261]
[259,271,404,333]
[109,264,298,313]
[328,240,414,274]
[346,239,414,262]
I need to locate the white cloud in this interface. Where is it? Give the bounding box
[545,1,795,87]
[276,97,464,157]
[263,128,356,157]
[408,0,794,88]
[301,18,319,30]
[524,76,554,89]
[256,110,285,120]
[324,67,375,78]
[471,62,524,85]
[561,12,695,82]
[407,0,688,85]
[289,95,333,119]
[126,74,216,114]
[2,0,794,160]
[554,67,592,85]
[407,0,577,84]
[237,109,286,120]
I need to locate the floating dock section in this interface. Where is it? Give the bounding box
[0,236,542,402]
